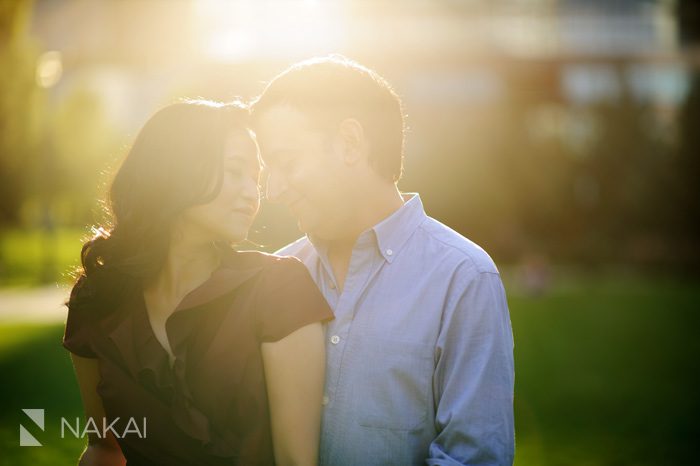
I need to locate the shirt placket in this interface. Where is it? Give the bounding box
[319,234,378,452]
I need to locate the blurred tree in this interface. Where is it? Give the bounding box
[581,81,670,265]
[0,0,42,226]
[486,61,677,266]
[47,86,123,226]
[675,0,700,269]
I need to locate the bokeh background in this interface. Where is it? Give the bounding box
[1,0,699,464]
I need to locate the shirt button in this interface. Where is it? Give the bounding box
[322,395,330,406]
[329,282,336,290]
[330,335,341,345]
[386,248,393,256]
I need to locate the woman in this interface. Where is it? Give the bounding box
[63,100,333,465]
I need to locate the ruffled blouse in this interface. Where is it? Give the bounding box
[63,250,334,466]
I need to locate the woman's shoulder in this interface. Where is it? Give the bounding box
[228,249,306,274]
[240,252,332,342]
[226,250,316,296]
[214,249,313,300]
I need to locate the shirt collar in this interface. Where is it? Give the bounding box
[372,193,426,263]
[308,193,427,264]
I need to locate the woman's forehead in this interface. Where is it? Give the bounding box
[224,130,258,159]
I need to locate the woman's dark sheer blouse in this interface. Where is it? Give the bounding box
[63,250,333,466]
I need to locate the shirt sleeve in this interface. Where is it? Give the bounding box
[255,256,334,343]
[427,271,515,466]
[63,275,99,358]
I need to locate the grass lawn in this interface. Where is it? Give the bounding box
[510,275,699,465]
[0,324,86,465]
[0,228,86,287]
[0,274,698,465]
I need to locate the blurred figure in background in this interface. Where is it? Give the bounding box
[63,100,332,466]
[253,55,515,465]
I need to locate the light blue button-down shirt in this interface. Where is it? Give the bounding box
[277,194,514,465]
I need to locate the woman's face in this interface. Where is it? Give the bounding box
[179,128,261,244]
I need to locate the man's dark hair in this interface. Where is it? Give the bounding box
[252,55,405,182]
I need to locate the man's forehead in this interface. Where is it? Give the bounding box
[255,106,324,158]
[255,103,315,135]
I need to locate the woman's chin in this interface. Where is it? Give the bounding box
[224,227,249,244]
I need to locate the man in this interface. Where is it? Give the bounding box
[251,55,514,466]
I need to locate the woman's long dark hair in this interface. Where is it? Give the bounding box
[69,100,250,315]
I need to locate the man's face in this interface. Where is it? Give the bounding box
[254,104,350,239]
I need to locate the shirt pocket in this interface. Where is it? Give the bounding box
[354,337,433,432]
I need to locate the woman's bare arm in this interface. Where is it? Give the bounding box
[70,354,126,466]
[262,322,326,466]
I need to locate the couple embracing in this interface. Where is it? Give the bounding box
[63,55,514,466]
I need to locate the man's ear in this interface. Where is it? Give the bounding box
[336,118,366,166]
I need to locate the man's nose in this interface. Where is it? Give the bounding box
[265,170,288,203]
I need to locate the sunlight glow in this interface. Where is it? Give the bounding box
[193,0,347,61]
[36,51,63,88]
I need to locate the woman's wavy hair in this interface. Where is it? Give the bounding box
[70,100,250,315]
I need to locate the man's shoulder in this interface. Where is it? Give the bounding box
[417,216,499,275]
[274,236,315,259]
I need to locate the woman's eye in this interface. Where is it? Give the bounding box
[227,167,261,185]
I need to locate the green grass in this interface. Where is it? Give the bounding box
[510,276,700,465]
[0,276,698,465]
[0,324,86,466]
[0,228,86,287]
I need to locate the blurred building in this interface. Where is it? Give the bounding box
[29,0,686,131]
[18,0,697,265]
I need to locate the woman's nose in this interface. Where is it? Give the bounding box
[241,175,260,202]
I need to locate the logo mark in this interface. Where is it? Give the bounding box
[20,409,44,446]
